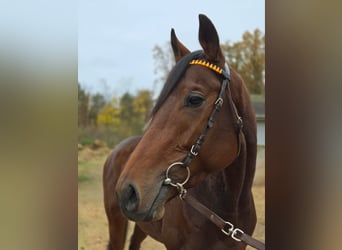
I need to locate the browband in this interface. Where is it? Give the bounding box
[189,59,231,80]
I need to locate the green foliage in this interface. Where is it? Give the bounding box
[79,124,125,148]
[79,136,95,146]
[97,97,121,128]
[78,83,107,128]
[78,161,95,183]
[88,93,106,127]
[119,93,135,133]
[132,90,154,132]
[78,174,92,183]
[222,29,265,95]
[96,90,153,138]
[78,89,154,147]
[78,83,89,127]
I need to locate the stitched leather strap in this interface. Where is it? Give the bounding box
[183,192,227,229]
[240,233,266,250]
[182,192,265,250]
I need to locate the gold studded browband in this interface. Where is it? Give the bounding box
[189,59,224,75]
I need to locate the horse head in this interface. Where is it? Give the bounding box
[115,14,245,222]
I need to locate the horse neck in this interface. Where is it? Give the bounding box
[185,68,257,234]
[188,134,252,220]
[189,139,246,214]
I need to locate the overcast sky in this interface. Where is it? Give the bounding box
[78,0,264,98]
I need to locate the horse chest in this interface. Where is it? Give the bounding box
[139,190,235,250]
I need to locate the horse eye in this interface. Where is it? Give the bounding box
[184,94,205,108]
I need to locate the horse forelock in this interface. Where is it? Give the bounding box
[150,50,204,117]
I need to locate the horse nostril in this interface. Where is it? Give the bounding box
[122,184,139,212]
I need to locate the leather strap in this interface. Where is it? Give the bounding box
[182,192,265,250]
[182,192,228,230]
[240,233,266,250]
[182,76,229,168]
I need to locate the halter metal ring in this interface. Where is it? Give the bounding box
[231,228,244,242]
[164,162,190,188]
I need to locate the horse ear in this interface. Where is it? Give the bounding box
[171,28,190,63]
[198,14,224,64]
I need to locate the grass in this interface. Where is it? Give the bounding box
[78,174,92,183]
[78,126,132,148]
[78,148,108,250]
[79,137,95,146]
[78,161,96,183]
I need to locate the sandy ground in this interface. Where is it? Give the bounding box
[78,146,265,250]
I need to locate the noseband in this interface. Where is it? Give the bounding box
[162,59,265,250]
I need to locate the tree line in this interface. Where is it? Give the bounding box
[78,84,154,146]
[79,29,264,147]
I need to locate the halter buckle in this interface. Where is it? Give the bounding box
[190,144,199,156]
[221,221,234,236]
[214,97,223,106]
[231,228,244,242]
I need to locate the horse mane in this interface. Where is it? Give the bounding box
[151,50,204,117]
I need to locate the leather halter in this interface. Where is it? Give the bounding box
[182,59,243,168]
[163,59,242,190]
[163,59,265,250]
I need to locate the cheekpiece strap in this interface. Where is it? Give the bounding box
[182,60,232,169]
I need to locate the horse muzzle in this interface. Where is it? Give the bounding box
[115,180,171,222]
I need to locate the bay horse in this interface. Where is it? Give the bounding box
[103,14,257,250]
